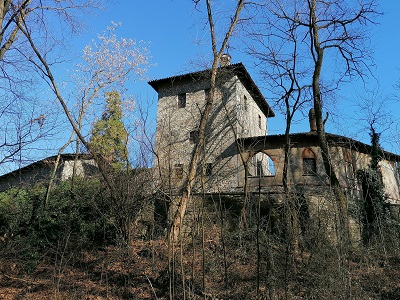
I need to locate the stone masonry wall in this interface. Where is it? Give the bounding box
[154,74,269,194]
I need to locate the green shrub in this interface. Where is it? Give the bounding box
[0,178,117,251]
[0,187,34,235]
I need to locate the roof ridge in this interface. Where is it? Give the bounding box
[148,62,244,85]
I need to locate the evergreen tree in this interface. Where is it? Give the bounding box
[370,125,383,171]
[357,125,387,244]
[89,91,128,169]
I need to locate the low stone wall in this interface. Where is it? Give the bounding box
[162,186,362,245]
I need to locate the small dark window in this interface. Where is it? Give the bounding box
[175,164,183,179]
[189,130,199,144]
[178,93,186,108]
[302,148,317,176]
[258,115,262,129]
[303,158,316,175]
[244,95,248,110]
[205,89,211,102]
[205,163,212,176]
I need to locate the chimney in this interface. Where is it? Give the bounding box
[220,53,231,67]
[309,108,317,132]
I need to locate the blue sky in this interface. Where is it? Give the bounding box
[3,0,400,173]
[88,1,400,151]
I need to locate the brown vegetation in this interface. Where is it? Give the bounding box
[1,231,400,299]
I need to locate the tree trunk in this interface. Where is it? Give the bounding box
[169,62,219,242]
[168,0,245,242]
[310,0,349,241]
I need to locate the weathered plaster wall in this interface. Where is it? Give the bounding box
[61,159,98,181]
[379,160,400,204]
[235,78,267,138]
[240,140,400,204]
[0,158,98,192]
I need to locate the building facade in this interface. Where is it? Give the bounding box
[149,59,400,201]
[239,132,400,201]
[149,60,275,193]
[149,59,400,233]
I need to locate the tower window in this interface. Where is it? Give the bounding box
[205,163,213,176]
[244,95,248,110]
[189,130,199,144]
[178,93,186,108]
[205,89,211,102]
[258,115,262,129]
[175,164,183,179]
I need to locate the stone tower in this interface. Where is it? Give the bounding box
[148,62,275,194]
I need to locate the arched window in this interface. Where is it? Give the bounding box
[302,148,316,176]
[249,152,275,177]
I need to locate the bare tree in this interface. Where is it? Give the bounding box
[168,0,245,242]
[35,21,150,208]
[0,0,101,169]
[66,21,149,165]
[241,2,380,298]
[248,0,379,242]
[246,3,313,258]
[0,0,101,61]
[11,10,151,193]
[306,0,378,242]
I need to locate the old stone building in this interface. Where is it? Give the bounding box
[150,58,400,197]
[239,130,400,236]
[149,56,275,194]
[0,57,399,241]
[149,58,400,240]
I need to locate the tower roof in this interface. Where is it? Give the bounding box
[148,63,275,118]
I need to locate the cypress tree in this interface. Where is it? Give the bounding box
[89,91,128,169]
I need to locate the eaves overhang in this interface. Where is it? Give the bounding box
[238,132,400,161]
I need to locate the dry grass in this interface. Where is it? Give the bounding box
[1,237,400,299]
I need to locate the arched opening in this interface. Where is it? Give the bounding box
[249,151,275,177]
[302,148,316,176]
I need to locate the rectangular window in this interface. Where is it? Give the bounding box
[258,115,262,129]
[178,93,186,108]
[205,89,211,102]
[189,130,199,144]
[344,151,355,180]
[205,163,212,176]
[244,95,248,110]
[303,158,316,176]
[346,161,355,180]
[174,164,183,179]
